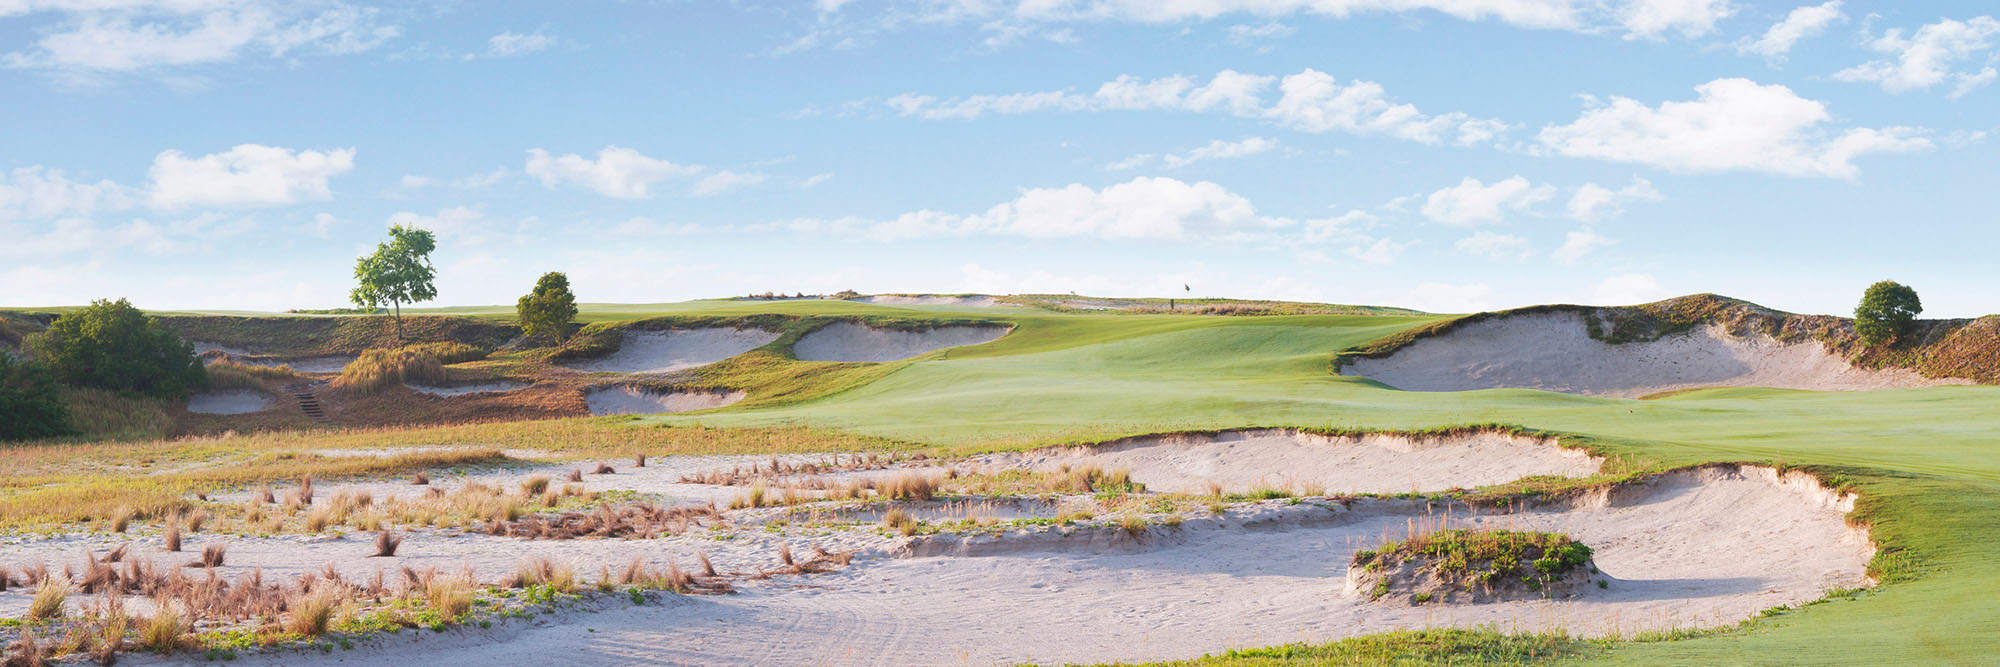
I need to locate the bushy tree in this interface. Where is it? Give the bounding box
[516,272,579,343]
[0,355,71,441]
[351,225,439,341]
[1855,280,1923,346]
[29,298,205,398]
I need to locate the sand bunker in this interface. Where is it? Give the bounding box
[852,294,1002,307]
[793,322,1010,362]
[1345,312,1971,398]
[410,381,530,397]
[187,389,274,414]
[585,387,746,415]
[567,328,778,374]
[0,463,1866,666]
[986,429,1600,494]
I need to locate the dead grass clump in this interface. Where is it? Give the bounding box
[565,469,583,483]
[205,359,297,389]
[592,463,615,475]
[7,630,45,667]
[331,348,447,395]
[412,471,429,485]
[881,508,914,532]
[509,557,576,592]
[285,588,338,637]
[190,543,225,568]
[876,472,938,501]
[520,475,551,496]
[488,503,716,540]
[373,530,403,557]
[424,573,475,621]
[110,508,134,533]
[162,523,181,552]
[632,453,646,468]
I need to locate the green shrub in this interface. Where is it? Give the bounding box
[1855,281,1922,346]
[0,355,72,441]
[30,298,205,398]
[331,348,446,395]
[517,272,579,343]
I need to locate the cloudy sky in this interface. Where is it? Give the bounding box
[2,1,1995,316]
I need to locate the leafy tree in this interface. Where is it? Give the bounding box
[516,272,579,343]
[0,355,71,441]
[29,298,205,398]
[351,225,438,341]
[1854,280,1923,346]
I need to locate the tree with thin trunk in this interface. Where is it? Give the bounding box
[350,225,438,343]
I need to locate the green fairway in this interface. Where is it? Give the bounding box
[623,306,2000,665]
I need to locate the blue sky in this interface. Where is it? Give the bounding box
[2,0,1995,316]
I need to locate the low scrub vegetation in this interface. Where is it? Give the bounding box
[331,348,447,395]
[203,360,298,389]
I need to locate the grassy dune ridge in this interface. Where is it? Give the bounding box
[3,297,1998,663]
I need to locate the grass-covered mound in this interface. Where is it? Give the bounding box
[1349,529,1599,605]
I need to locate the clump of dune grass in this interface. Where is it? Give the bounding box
[192,543,225,568]
[592,463,615,475]
[140,602,186,655]
[285,588,338,637]
[881,508,915,534]
[373,530,402,557]
[7,629,44,667]
[876,472,938,501]
[162,523,181,552]
[509,557,576,592]
[565,469,583,482]
[412,471,429,485]
[110,508,134,533]
[330,348,447,395]
[520,475,551,496]
[424,573,475,620]
[28,574,71,621]
[632,453,647,468]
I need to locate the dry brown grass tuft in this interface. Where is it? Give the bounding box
[162,523,181,552]
[330,348,447,395]
[7,629,45,667]
[191,543,225,568]
[697,552,717,578]
[565,469,583,482]
[412,471,429,485]
[424,573,475,620]
[284,588,338,637]
[592,463,615,475]
[876,472,939,501]
[520,475,551,497]
[140,602,186,655]
[632,453,647,468]
[373,530,402,557]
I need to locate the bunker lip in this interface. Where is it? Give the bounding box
[792,321,1013,362]
[563,327,779,374]
[1343,310,1972,398]
[583,386,747,415]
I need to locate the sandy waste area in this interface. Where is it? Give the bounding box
[0,431,1874,666]
[793,322,1011,362]
[565,329,779,375]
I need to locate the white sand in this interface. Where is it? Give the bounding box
[4,462,1867,667]
[1345,311,1972,398]
[584,387,747,415]
[851,294,1003,307]
[793,322,1011,362]
[409,381,530,397]
[186,389,275,414]
[566,328,778,374]
[984,429,1601,494]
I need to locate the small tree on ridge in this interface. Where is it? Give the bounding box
[1854,280,1922,347]
[517,272,579,343]
[351,225,438,342]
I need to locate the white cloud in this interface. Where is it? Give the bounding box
[1615,0,1733,40]
[1105,154,1155,170]
[1566,177,1662,221]
[1537,78,1932,178]
[882,68,1506,146]
[0,166,138,221]
[1421,176,1554,225]
[1003,0,1586,30]
[309,212,340,238]
[1552,227,1615,263]
[1225,21,1295,51]
[1454,231,1532,261]
[692,170,766,197]
[454,168,510,189]
[1735,1,1842,61]
[1833,16,2000,98]
[2,2,399,73]
[1163,137,1278,168]
[802,172,835,188]
[785,177,1288,242]
[400,174,432,188]
[385,206,490,245]
[472,31,555,59]
[1590,273,1667,304]
[815,0,855,13]
[524,146,704,199]
[147,144,355,209]
[1403,282,1496,313]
